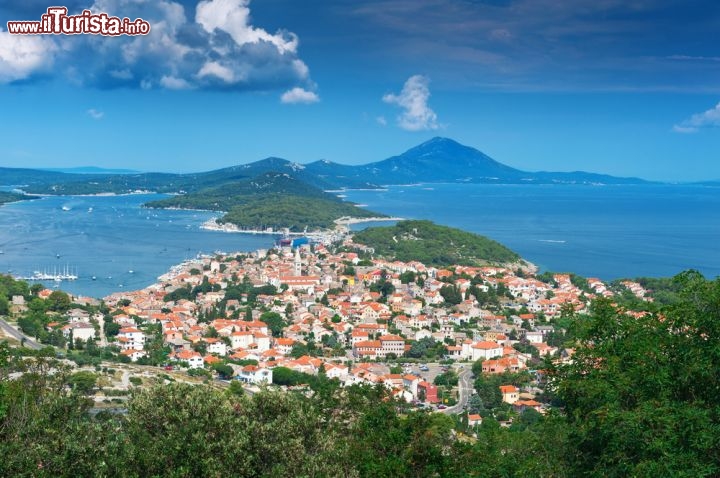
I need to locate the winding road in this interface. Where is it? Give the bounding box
[0,318,43,350]
[440,366,473,415]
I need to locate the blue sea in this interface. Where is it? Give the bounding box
[342,183,720,281]
[0,184,718,298]
[0,194,276,298]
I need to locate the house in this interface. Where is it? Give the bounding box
[445,345,462,359]
[62,322,96,342]
[525,331,544,344]
[67,308,90,323]
[499,385,519,404]
[482,357,525,374]
[120,349,147,362]
[117,327,145,350]
[323,363,349,380]
[379,334,405,358]
[206,339,228,356]
[469,341,504,361]
[237,365,273,384]
[403,374,421,397]
[513,399,543,413]
[172,350,204,369]
[468,413,483,427]
[274,337,295,355]
[417,381,439,403]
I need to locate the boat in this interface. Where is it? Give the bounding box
[61,206,71,211]
[88,207,93,213]
[91,276,97,281]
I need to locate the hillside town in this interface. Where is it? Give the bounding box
[9,236,653,424]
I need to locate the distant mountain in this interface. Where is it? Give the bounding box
[361,137,525,183]
[4,137,652,196]
[0,167,82,187]
[355,137,649,185]
[303,160,382,189]
[689,180,720,186]
[40,166,141,174]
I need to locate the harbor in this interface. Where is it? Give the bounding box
[17,265,79,282]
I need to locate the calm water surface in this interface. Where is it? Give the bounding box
[1,184,718,298]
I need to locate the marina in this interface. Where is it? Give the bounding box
[18,265,79,282]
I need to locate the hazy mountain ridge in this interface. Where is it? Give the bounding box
[2,137,652,195]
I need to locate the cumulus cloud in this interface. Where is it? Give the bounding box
[86,108,104,119]
[383,75,439,131]
[0,29,57,82]
[376,116,387,126]
[280,87,319,104]
[673,102,720,133]
[0,0,314,92]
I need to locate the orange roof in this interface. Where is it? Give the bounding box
[472,341,502,350]
[354,340,381,348]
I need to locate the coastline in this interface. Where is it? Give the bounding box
[201,215,404,235]
[334,216,404,226]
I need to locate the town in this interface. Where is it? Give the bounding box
[3,233,654,428]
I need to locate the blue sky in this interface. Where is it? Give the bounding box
[1,0,720,181]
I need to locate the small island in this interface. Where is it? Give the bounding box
[351,220,522,267]
[145,172,386,232]
[0,191,31,206]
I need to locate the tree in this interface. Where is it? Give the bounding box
[399,270,416,284]
[104,321,121,338]
[440,285,463,305]
[467,393,484,414]
[47,290,71,312]
[434,370,459,387]
[259,311,286,337]
[227,380,245,397]
[68,371,97,395]
[212,363,234,380]
[551,272,720,477]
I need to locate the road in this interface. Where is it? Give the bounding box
[441,367,473,415]
[0,318,43,350]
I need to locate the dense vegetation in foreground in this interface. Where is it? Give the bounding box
[352,220,521,266]
[146,172,383,231]
[1,271,718,477]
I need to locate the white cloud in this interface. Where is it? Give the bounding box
[383,75,439,131]
[196,0,298,54]
[198,61,235,83]
[281,87,319,104]
[160,75,193,89]
[0,0,315,93]
[86,108,104,120]
[376,116,387,126]
[673,102,720,133]
[0,29,57,82]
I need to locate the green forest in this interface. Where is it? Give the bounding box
[146,172,383,231]
[352,220,520,266]
[2,271,717,477]
[0,191,30,206]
